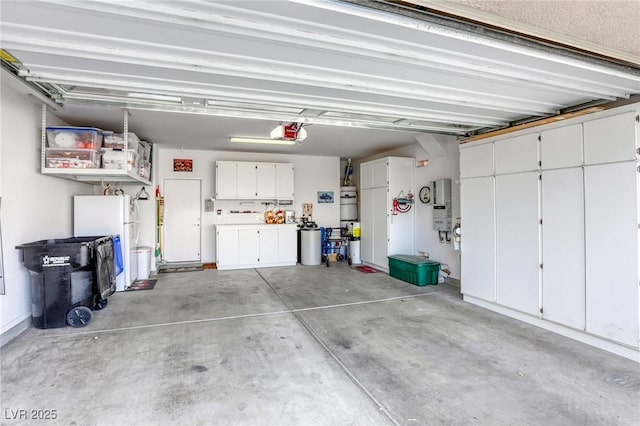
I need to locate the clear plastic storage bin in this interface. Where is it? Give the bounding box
[101,148,140,172]
[139,160,151,180]
[102,132,140,151]
[139,140,151,161]
[46,127,103,149]
[45,148,101,169]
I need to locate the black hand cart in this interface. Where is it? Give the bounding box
[322,227,351,267]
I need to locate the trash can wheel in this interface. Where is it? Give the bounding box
[94,298,108,311]
[326,257,330,267]
[348,256,352,266]
[66,306,93,328]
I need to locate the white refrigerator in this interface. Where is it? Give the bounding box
[74,195,138,291]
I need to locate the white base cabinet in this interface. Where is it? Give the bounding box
[460,104,640,361]
[215,224,297,270]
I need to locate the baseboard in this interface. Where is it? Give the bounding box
[463,295,640,362]
[444,277,460,287]
[362,261,388,273]
[1,316,31,347]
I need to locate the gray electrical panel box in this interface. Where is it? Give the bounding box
[432,178,452,231]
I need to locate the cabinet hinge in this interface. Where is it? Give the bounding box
[539,174,542,181]
[538,161,542,167]
[539,219,543,225]
[540,264,543,269]
[257,230,260,234]
[635,114,639,122]
[538,135,542,141]
[636,147,640,156]
[540,307,543,314]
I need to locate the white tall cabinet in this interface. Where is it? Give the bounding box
[360,157,415,271]
[460,142,495,302]
[460,104,640,361]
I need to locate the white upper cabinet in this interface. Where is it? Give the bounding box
[540,124,583,170]
[256,164,276,199]
[216,162,238,199]
[583,111,638,165]
[215,161,294,199]
[460,142,494,178]
[360,162,374,190]
[360,159,388,189]
[494,133,539,174]
[275,163,294,199]
[237,163,258,198]
[371,160,388,188]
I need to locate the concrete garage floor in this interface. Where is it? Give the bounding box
[2,264,639,425]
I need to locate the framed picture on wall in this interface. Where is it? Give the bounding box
[317,191,334,203]
[173,159,193,172]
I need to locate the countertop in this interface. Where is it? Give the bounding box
[214,223,298,228]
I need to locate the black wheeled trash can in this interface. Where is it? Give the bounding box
[16,236,116,329]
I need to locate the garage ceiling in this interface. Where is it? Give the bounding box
[1,0,639,158]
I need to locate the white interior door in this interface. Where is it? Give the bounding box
[163,179,202,262]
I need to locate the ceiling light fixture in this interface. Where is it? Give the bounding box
[229,137,296,145]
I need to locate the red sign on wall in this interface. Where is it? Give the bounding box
[173,159,193,172]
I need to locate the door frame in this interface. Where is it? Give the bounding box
[162,177,203,263]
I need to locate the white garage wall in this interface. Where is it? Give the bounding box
[354,138,461,279]
[156,149,340,263]
[0,80,94,338]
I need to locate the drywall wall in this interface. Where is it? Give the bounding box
[156,149,340,263]
[0,79,94,336]
[355,137,461,279]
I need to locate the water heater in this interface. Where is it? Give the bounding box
[432,178,452,231]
